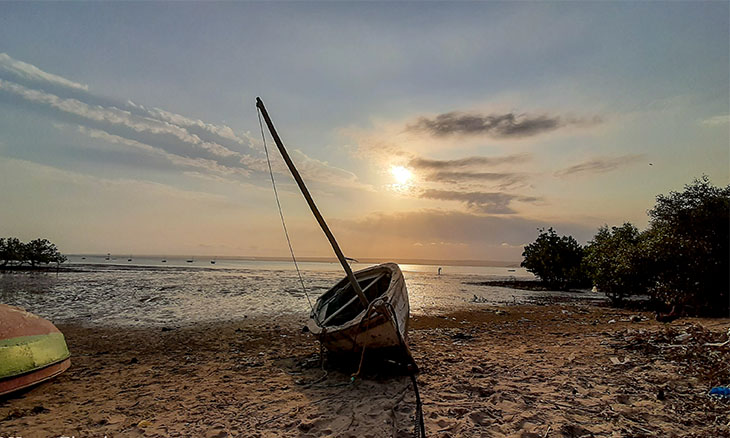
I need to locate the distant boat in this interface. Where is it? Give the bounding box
[210,260,216,264]
[105,253,110,261]
[0,304,71,396]
[507,269,516,272]
[161,259,167,263]
[186,257,194,263]
[81,257,86,260]
[127,255,132,262]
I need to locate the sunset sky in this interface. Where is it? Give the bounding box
[1,2,728,262]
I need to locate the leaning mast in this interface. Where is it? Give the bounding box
[255,97,369,308]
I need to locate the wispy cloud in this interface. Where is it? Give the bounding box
[700,114,730,126]
[0,53,367,191]
[405,154,530,189]
[419,189,539,214]
[335,209,594,247]
[555,154,645,177]
[408,154,529,170]
[0,53,88,91]
[422,171,526,189]
[407,111,601,138]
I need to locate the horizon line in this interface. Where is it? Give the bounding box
[66,253,522,267]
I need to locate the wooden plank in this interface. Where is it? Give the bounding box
[322,275,382,326]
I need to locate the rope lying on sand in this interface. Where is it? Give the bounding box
[351,297,426,438]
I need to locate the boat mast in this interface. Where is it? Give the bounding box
[256,97,370,308]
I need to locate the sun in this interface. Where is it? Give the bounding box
[390,165,413,185]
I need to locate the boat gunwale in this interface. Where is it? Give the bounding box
[308,262,407,335]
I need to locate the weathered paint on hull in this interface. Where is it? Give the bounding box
[0,304,71,396]
[310,263,410,353]
[0,358,70,396]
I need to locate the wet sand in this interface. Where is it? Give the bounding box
[1,303,728,437]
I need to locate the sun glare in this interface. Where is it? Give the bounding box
[390,165,413,185]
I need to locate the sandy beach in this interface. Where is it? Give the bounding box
[1,301,727,438]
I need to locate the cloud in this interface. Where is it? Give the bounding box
[700,114,730,126]
[422,171,526,188]
[0,53,367,191]
[407,111,601,138]
[408,154,529,170]
[0,53,88,92]
[419,189,539,214]
[335,209,595,247]
[0,156,229,204]
[403,154,530,189]
[555,154,644,177]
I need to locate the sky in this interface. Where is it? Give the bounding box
[0,2,728,262]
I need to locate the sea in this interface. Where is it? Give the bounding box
[0,256,602,327]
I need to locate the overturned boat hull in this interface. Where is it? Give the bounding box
[0,304,71,396]
[308,263,410,353]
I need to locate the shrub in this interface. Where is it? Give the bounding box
[583,223,652,304]
[644,176,729,316]
[0,237,66,268]
[521,227,586,290]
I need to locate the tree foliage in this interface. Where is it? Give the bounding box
[520,176,729,317]
[0,237,67,268]
[583,223,652,304]
[521,227,586,290]
[644,176,729,316]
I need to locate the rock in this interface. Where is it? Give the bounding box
[608,319,616,324]
[630,315,642,322]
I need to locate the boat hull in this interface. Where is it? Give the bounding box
[0,304,71,396]
[308,263,410,353]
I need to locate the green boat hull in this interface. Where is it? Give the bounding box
[0,304,71,395]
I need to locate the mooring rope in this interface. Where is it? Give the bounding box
[257,107,317,319]
[350,298,426,438]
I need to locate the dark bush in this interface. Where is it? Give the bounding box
[521,227,586,290]
[583,223,653,304]
[644,176,729,316]
[0,237,66,268]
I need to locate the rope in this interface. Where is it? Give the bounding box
[350,298,426,438]
[257,108,317,319]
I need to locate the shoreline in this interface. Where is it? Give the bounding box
[1,303,727,437]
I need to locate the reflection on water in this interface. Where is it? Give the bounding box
[0,260,600,327]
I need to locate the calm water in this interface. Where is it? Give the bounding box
[0,257,600,327]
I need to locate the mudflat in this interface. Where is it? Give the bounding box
[1,304,727,437]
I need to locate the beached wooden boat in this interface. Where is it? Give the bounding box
[308,263,410,353]
[256,98,415,364]
[0,304,71,396]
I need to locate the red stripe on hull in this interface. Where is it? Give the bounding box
[0,358,71,396]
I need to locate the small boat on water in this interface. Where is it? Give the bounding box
[256,98,415,366]
[0,304,71,396]
[308,263,410,353]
